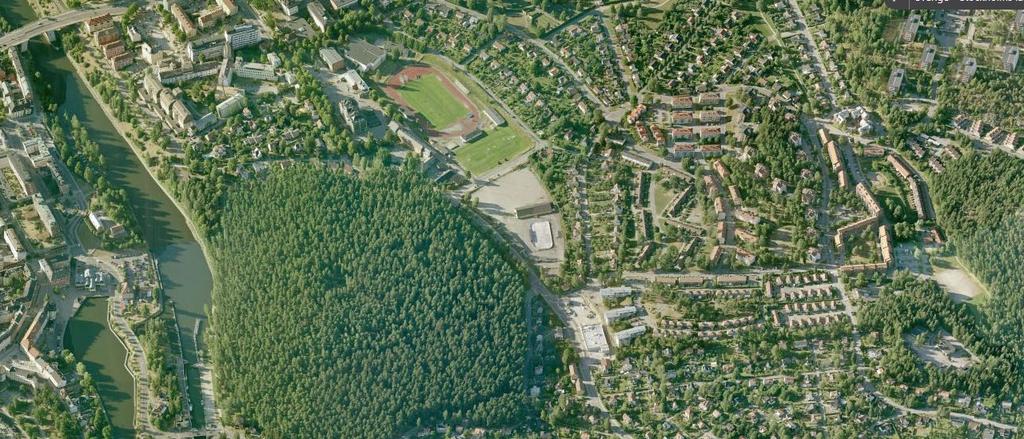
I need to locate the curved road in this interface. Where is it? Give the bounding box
[0,6,127,50]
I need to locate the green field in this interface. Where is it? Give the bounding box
[397,74,468,129]
[455,126,533,175]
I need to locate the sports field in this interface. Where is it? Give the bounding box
[396,74,469,129]
[456,126,533,175]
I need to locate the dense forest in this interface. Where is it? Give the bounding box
[931,151,1024,398]
[209,167,532,438]
[859,274,1018,401]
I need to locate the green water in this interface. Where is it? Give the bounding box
[3,0,215,434]
[64,298,135,439]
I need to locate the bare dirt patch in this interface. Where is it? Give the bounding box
[932,257,986,303]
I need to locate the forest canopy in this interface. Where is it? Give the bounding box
[209,167,532,438]
[932,151,1024,390]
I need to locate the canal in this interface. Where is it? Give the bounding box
[3,0,215,435]
[63,298,135,438]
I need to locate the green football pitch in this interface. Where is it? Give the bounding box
[397,74,469,129]
[456,126,533,176]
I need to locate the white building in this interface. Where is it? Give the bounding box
[3,229,24,261]
[340,70,368,94]
[321,47,345,72]
[233,60,277,82]
[32,198,57,238]
[599,286,632,300]
[308,1,329,33]
[225,24,261,50]
[613,326,647,347]
[604,306,638,324]
[279,0,299,16]
[216,92,246,118]
[1003,46,1019,72]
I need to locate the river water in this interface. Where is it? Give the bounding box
[2,1,214,436]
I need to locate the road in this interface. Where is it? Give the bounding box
[802,117,837,264]
[0,6,128,50]
[784,0,837,109]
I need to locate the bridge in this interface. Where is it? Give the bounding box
[0,6,127,50]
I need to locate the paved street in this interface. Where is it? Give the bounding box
[0,6,127,50]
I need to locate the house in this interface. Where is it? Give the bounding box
[197,8,226,29]
[320,47,345,72]
[186,37,226,63]
[771,178,787,194]
[33,198,58,238]
[754,163,769,179]
[345,40,386,72]
[84,13,113,33]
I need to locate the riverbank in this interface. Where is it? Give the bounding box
[63,40,222,429]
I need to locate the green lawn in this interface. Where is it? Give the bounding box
[455,126,533,175]
[397,74,468,129]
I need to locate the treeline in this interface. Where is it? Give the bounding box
[50,116,142,248]
[140,317,184,430]
[929,151,1024,400]
[209,167,532,438]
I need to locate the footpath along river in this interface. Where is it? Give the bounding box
[2,1,215,436]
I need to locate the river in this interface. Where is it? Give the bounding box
[63,298,135,438]
[2,1,214,435]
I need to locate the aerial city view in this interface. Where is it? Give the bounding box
[0,0,1022,437]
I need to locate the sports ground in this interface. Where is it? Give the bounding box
[396,74,469,129]
[386,60,535,175]
[455,126,532,176]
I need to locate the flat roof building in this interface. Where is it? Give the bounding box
[613,326,646,347]
[514,202,554,219]
[345,39,386,72]
[216,92,246,119]
[225,24,261,50]
[308,1,329,33]
[320,47,345,72]
[599,286,632,300]
[234,60,277,82]
[604,306,638,324]
[483,108,506,126]
[1003,46,1019,72]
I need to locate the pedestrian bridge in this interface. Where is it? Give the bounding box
[0,7,127,50]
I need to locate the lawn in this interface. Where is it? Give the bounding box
[397,74,468,129]
[456,126,533,175]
